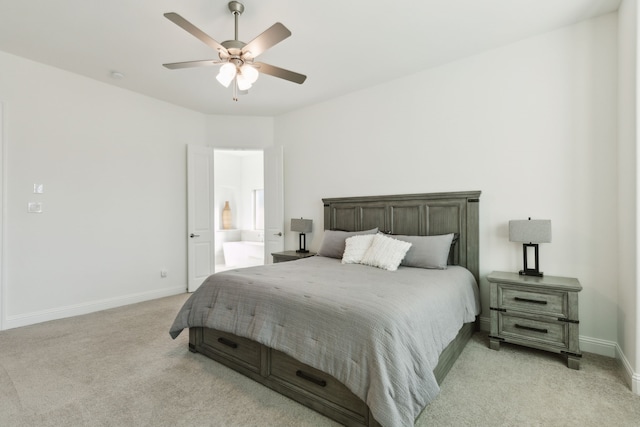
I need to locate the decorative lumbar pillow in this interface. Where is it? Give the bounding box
[317,228,378,259]
[393,233,455,269]
[360,234,412,271]
[342,234,375,264]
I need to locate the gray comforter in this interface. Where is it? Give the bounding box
[170,256,480,427]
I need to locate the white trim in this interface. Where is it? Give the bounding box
[479,315,491,332]
[617,343,640,394]
[0,101,4,331]
[3,286,185,330]
[579,335,617,358]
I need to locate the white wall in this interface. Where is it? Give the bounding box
[618,0,639,391]
[240,152,264,230]
[0,49,278,329]
[214,152,243,231]
[0,50,206,328]
[0,46,278,329]
[276,14,619,353]
[205,115,274,149]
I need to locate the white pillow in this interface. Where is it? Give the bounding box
[360,234,412,271]
[342,234,375,264]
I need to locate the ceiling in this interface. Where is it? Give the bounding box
[0,0,621,116]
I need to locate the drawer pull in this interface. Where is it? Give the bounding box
[296,370,327,387]
[514,296,547,305]
[217,337,238,349]
[515,324,548,334]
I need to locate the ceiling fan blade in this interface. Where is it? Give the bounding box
[163,60,222,70]
[164,12,227,54]
[254,62,307,84]
[242,23,291,59]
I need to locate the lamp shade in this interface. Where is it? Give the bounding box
[291,218,312,233]
[240,64,259,84]
[509,219,552,243]
[216,63,237,88]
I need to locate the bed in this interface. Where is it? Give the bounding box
[170,191,481,427]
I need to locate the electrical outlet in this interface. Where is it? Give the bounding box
[160,269,168,278]
[27,202,43,213]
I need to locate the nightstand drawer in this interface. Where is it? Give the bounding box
[499,286,567,317]
[498,312,568,348]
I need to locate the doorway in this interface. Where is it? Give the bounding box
[214,149,264,272]
[187,145,284,292]
[0,102,3,329]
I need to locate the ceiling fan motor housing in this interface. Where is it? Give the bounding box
[220,41,248,66]
[228,1,245,15]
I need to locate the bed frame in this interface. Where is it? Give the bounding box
[188,191,481,426]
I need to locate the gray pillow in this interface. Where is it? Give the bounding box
[317,228,379,259]
[394,233,455,269]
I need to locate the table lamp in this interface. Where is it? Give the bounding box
[509,218,552,277]
[291,218,312,253]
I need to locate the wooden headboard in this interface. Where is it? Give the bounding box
[322,191,481,282]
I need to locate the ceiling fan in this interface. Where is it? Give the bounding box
[163,1,307,101]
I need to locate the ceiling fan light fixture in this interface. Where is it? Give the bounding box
[164,2,306,101]
[216,62,237,87]
[240,64,259,84]
[236,73,253,91]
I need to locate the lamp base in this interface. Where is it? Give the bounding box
[519,243,544,277]
[519,269,543,277]
[297,232,308,253]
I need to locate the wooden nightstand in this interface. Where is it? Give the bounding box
[488,271,582,369]
[272,251,316,263]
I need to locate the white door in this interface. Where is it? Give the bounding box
[0,102,3,330]
[187,145,215,292]
[264,146,284,261]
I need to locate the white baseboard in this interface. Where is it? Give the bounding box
[579,334,617,357]
[616,343,640,394]
[479,315,491,332]
[3,286,186,330]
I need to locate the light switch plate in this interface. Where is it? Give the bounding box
[28,202,42,213]
[33,184,44,194]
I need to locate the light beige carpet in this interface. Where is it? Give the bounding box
[0,293,638,426]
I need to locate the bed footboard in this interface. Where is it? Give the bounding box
[189,327,379,426]
[188,321,476,427]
